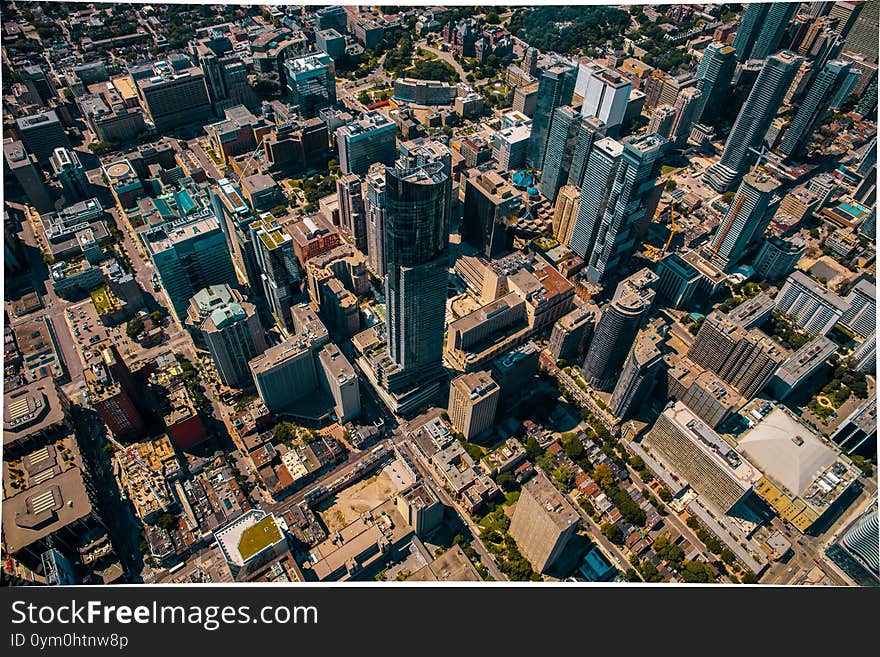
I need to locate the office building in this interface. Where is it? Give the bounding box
[852,331,875,373]
[693,42,737,127]
[461,168,520,259]
[539,106,580,203]
[210,177,259,290]
[288,213,341,266]
[548,304,597,363]
[780,59,857,157]
[768,336,838,400]
[49,147,89,202]
[688,311,787,398]
[383,161,451,396]
[315,28,346,61]
[610,329,663,420]
[583,269,658,391]
[447,371,500,440]
[656,252,703,309]
[392,78,457,105]
[364,163,387,276]
[775,271,849,336]
[318,343,361,423]
[576,60,632,131]
[552,184,580,245]
[337,173,367,253]
[249,334,319,412]
[843,0,878,60]
[492,124,531,171]
[512,81,539,116]
[284,53,336,119]
[190,285,267,388]
[708,169,780,269]
[143,214,237,321]
[250,216,301,332]
[526,60,577,169]
[647,105,678,139]
[753,3,800,60]
[21,64,56,105]
[3,140,53,212]
[397,484,444,540]
[754,236,805,281]
[828,1,864,40]
[136,65,212,131]
[643,401,762,515]
[336,111,397,175]
[16,111,70,166]
[191,36,259,114]
[840,279,876,340]
[703,51,803,192]
[733,2,797,62]
[509,471,579,573]
[831,397,877,457]
[567,115,606,190]
[662,354,744,429]
[670,86,703,146]
[569,134,667,284]
[85,345,145,440]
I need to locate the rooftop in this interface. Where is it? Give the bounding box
[4,378,66,444]
[522,471,579,531]
[737,407,837,497]
[2,467,92,554]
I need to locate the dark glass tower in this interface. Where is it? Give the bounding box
[568,133,667,284]
[384,161,451,392]
[693,42,737,127]
[539,105,580,203]
[703,50,802,192]
[583,269,658,392]
[526,60,577,170]
[749,3,799,61]
[779,59,856,157]
[733,3,771,62]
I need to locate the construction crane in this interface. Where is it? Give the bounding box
[662,202,680,256]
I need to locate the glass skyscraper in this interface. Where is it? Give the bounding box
[779,59,857,157]
[703,50,802,192]
[568,133,667,284]
[706,169,780,270]
[384,161,451,393]
[526,60,577,170]
[692,42,736,127]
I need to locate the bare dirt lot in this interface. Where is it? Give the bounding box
[318,470,397,533]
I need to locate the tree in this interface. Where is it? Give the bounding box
[601,523,624,544]
[564,437,585,461]
[579,498,595,516]
[496,471,518,492]
[156,513,178,531]
[149,311,163,324]
[592,463,614,489]
[741,570,759,584]
[658,487,673,503]
[665,179,678,192]
[552,465,574,492]
[720,548,735,565]
[126,317,144,339]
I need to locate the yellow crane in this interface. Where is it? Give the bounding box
[662,202,680,256]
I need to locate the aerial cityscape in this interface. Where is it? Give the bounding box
[2,1,878,588]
